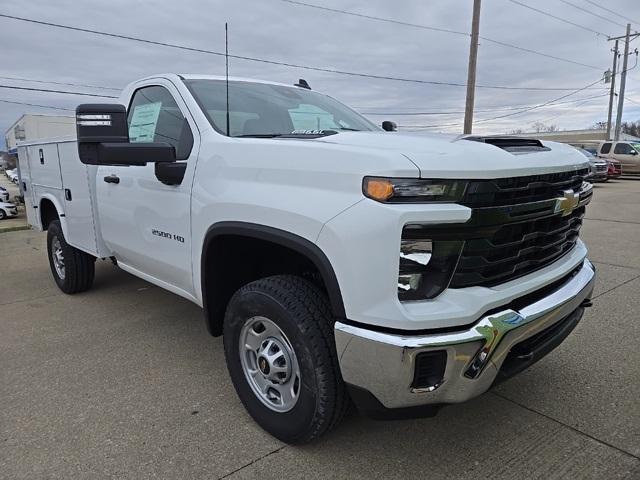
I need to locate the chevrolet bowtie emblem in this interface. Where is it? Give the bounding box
[554,189,580,216]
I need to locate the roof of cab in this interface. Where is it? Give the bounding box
[150,73,299,89]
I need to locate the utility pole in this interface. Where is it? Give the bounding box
[463,0,481,134]
[614,24,631,141]
[606,40,618,140]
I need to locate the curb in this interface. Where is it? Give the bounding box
[0,225,31,234]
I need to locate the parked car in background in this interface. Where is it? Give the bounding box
[5,168,18,183]
[0,186,10,202]
[577,148,608,182]
[0,200,18,220]
[597,141,640,174]
[607,159,622,179]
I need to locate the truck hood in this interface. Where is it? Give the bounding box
[313,132,589,179]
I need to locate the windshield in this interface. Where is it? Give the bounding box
[185,79,378,137]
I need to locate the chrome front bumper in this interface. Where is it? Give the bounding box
[335,260,595,410]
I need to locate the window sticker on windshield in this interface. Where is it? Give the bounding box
[129,102,162,142]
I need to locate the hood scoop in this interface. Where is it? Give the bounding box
[462,136,551,154]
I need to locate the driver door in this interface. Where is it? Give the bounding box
[96,81,199,298]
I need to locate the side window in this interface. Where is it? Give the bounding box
[600,142,611,154]
[614,143,633,154]
[127,86,194,160]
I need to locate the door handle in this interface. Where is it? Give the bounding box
[103,174,120,184]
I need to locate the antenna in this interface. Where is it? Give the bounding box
[225,22,230,137]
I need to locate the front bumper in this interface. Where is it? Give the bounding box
[335,259,595,414]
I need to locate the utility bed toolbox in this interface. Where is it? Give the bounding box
[18,137,101,256]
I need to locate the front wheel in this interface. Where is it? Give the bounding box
[223,275,348,444]
[47,220,95,294]
[0,209,6,220]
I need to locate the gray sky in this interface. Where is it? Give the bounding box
[1,0,639,149]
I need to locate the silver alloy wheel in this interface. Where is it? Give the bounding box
[51,236,66,280]
[239,316,301,413]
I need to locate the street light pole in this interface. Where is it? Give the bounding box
[463,0,481,134]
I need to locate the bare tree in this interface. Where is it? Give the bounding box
[620,120,640,137]
[531,121,559,133]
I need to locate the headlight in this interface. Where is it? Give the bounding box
[398,231,463,301]
[363,177,467,203]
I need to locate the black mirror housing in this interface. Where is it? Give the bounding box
[76,103,176,166]
[97,143,176,166]
[76,104,129,145]
[382,120,397,132]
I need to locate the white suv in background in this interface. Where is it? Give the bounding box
[597,141,640,174]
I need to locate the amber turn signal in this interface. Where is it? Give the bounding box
[364,178,394,201]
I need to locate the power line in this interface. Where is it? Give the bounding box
[583,0,639,27]
[399,77,605,128]
[625,96,640,106]
[0,98,74,111]
[280,0,603,70]
[360,93,608,115]
[508,0,611,37]
[556,0,628,28]
[280,0,468,37]
[0,84,117,98]
[0,75,120,91]
[533,94,608,124]
[0,12,604,91]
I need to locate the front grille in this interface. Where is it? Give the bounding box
[595,164,607,172]
[450,206,585,288]
[405,169,591,292]
[460,168,588,207]
[449,169,590,288]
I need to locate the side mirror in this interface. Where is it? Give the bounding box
[382,120,397,132]
[76,104,175,166]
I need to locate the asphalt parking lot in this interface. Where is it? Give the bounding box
[1,180,639,479]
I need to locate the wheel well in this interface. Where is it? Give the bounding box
[40,199,59,230]
[201,224,345,336]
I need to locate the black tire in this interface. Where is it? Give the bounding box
[223,275,348,444]
[47,219,95,294]
[0,209,5,220]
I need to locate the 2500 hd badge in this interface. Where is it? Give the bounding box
[151,229,185,243]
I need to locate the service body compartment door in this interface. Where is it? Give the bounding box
[58,142,98,254]
[27,144,63,189]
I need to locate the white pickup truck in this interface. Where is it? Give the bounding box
[18,74,595,443]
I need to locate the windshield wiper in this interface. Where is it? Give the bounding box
[336,127,360,131]
[234,130,341,139]
[234,134,284,138]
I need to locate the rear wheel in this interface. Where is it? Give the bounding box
[47,220,95,293]
[223,275,347,444]
[0,209,5,220]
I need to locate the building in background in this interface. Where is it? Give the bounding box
[4,114,76,154]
